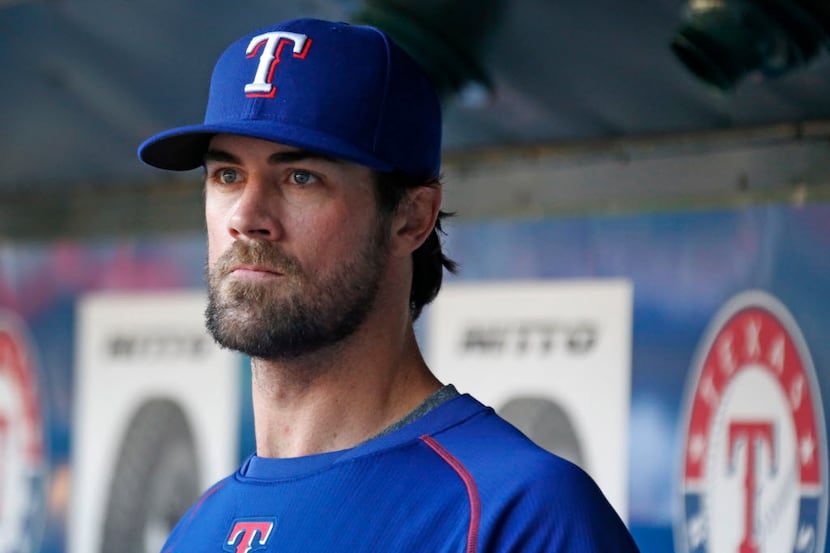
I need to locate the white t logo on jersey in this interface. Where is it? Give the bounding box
[244,31,310,97]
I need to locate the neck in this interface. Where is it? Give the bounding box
[250,316,441,458]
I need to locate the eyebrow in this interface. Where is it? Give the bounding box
[203,148,342,166]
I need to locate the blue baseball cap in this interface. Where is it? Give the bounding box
[138,18,442,177]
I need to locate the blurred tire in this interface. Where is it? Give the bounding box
[100,399,200,553]
[499,396,585,467]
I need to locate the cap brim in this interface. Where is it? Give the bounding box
[138,121,396,172]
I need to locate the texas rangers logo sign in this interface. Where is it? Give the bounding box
[0,310,46,553]
[224,518,276,553]
[676,291,828,553]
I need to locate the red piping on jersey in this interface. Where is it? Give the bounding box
[162,481,226,553]
[421,435,480,553]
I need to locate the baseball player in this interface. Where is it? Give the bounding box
[138,17,640,553]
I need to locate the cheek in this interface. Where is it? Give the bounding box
[206,236,224,267]
[293,209,364,267]
[204,205,230,265]
[294,216,339,264]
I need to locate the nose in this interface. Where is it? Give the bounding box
[227,180,283,241]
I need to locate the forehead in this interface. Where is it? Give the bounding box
[208,134,299,155]
[206,134,360,169]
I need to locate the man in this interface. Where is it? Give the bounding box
[138,17,640,553]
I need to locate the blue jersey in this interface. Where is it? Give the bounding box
[161,394,640,552]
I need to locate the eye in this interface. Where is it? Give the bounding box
[291,170,317,186]
[218,168,240,184]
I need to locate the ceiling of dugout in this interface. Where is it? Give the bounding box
[1,0,829,193]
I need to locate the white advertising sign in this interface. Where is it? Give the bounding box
[70,291,240,553]
[428,279,633,521]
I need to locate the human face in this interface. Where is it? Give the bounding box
[203,134,390,359]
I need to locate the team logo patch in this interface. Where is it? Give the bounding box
[224,518,276,553]
[0,310,46,553]
[676,291,828,553]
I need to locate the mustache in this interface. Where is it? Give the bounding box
[212,241,303,278]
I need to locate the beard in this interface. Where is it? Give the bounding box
[205,222,389,360]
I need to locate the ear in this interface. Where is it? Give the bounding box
[389,184,442,258]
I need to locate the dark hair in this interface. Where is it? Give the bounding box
[373,171,458,320]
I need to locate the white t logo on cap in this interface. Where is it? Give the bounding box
[244,31,311,98]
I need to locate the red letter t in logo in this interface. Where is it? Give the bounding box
[728,421,775,553]
[225,520,275,553]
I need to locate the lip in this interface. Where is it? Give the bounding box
[229,264,284,277]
